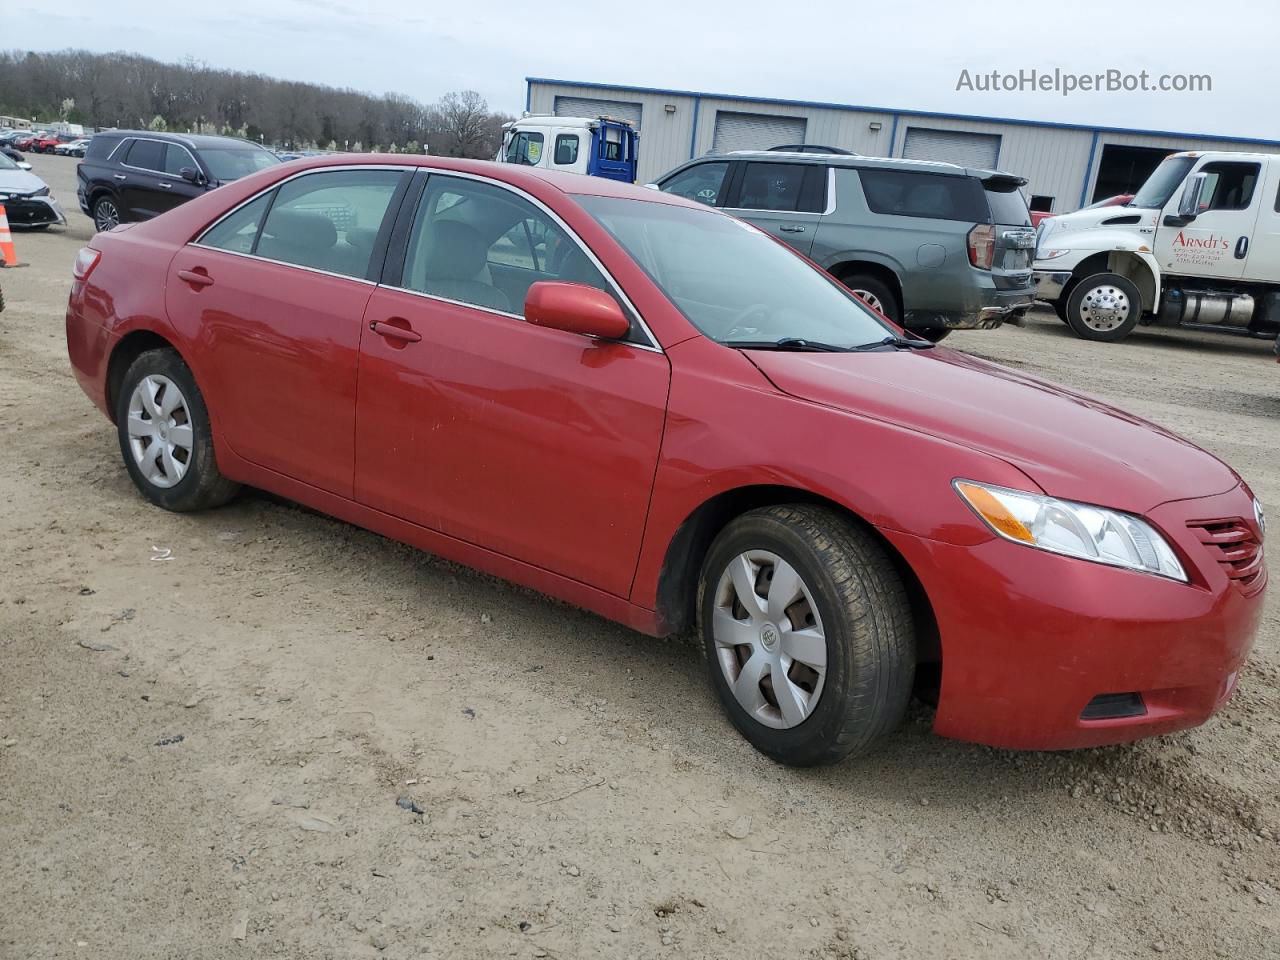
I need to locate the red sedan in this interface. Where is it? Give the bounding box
[65,155,1265,765]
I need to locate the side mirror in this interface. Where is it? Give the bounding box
[179,166,203,185]
[525,281,630,340]
[1177,172,1207,219]
[17,161,31,170]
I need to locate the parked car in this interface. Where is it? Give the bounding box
[0,151,67,227]
[66,155,1264,765]
[11,134,35,151]
[1,144,32,168]
[1030,193,1134,229]
[30,132,75,153]
[76,131,281,231]
[654,152,1036,341]
[55,138,91,158]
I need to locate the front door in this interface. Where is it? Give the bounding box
[723,160,826,256]
[354,172,670,596]
[165,167,408,497]
[1154,157,1264,281]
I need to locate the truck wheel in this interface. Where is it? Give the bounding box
[697,505,915,766]
[840,274,900,325]
[1065,273,1141,342]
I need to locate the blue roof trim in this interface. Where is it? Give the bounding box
[525,77,1280,147]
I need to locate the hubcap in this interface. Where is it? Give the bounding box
[851,288,883,313]
[126,375,193,488]
[711,550,827,730]
[1078,285,1130,331]
[95,201,120,231]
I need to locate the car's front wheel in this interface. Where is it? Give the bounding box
[115,348,240,512]
[698,505,915,766]
[92,196,123,232]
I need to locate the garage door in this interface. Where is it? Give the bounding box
[554,96,643,128]
[902,127,1001,170]
[712,112,807,153]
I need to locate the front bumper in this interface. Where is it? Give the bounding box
[1033,269,1073,301]
[1,194,67,227]
[882,483,1265,750]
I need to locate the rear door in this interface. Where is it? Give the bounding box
[723,161,826,255]
[165,167,409,496]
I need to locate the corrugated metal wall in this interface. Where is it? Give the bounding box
[527,81,1280,212]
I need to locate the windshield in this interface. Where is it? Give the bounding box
[201,145,281,182]
[1130,156,1196,209]
[0,152,17,171]
[577,195,892,348]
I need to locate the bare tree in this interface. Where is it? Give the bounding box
[436,90,491,158]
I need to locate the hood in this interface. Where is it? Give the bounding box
[1035,204,1159,255]
[0,169,50,195]
[747,348,1238,514]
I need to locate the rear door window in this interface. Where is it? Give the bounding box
[734,162,824,213]
[255,169,403,279]
[859,169,990,222]
[124,139,165,172]
[660,161,730,206]
[554,134,579,166]
[199,193,273,254]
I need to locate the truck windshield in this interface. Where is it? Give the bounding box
[577,195,892,349]
[504,131,544,166]
[1130,156,1196,209]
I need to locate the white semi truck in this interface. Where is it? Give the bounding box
[1033,150,1280,348]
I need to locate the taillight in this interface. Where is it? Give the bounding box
[72,247,101,282]
[967,223,995,270]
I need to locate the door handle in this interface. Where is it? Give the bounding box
[369,320,422,343]
[779,224,806,233]
[113,174,126,181]
[1235,236,1249,259]
[176,268,214,288]
[158,182,172,189]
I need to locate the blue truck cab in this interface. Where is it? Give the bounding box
[498,115,638,183]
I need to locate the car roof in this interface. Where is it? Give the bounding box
[91,130,270,151]
[699,149,1020,182]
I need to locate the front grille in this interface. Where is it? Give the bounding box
[1187,518,1265,595]
[1,197,58,225]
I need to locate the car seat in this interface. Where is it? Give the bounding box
[410,220,512,313]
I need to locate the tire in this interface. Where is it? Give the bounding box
[1064,273,1141,342]
[697,504,915,767]
[92,195,124,232]
[115,348,240,512]
[916,327,952,343]
[839,273,901,324]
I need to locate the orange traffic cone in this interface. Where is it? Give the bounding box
[0,205,17,267]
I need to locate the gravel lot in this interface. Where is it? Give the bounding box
[1,152,1278,960]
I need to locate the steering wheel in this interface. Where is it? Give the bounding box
[722,303,773,342]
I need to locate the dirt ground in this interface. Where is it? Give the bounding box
[1,153,1278,960]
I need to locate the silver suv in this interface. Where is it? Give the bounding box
[654,152,1036,340]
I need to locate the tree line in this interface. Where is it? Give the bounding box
[0,49,514,157]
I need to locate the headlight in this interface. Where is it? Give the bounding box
[31,186,50,197]
[1037,248,1071,260]
[955,480,1187,582]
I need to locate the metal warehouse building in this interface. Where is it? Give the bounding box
[527,78,1280,215]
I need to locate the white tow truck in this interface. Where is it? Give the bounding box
[1033,150,1280,349]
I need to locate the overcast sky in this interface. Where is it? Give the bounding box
[7,0,1278,140]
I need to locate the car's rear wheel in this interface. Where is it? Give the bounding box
[840,273,900,324]
[698,505,915,766]
[115,348,240,512]
[92,196,122,232]
[1065,273,1141,342]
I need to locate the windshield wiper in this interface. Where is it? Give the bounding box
[723,337,851,353]
[850,335,936,351]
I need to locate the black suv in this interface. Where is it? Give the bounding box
[77,131,280,231]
